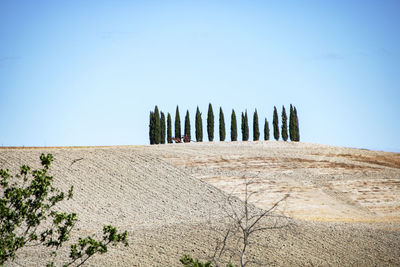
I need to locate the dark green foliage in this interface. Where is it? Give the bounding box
[245,112,249,141]
[241,112,244,141]
[281,106,288,141]
[68,225,128,266]
[149,111,155,145]
[160,112,166,144]
[294,106,300,142]
[184,110,191,142]
[180,254,212,267]
[167,113,172,143]
[253,109,260,141]
[289,105,300,142]
[219,107,225,141]
[175,106,181,141]
[230,109,237,141]
[0,154,128,266]
[180,254,233,267]
[195,106,203,142]
[207,103,214,141]
[289,104,294,141]
[241,111,249,141]
[154,106,161,144]
[273,106,279,141]
[264,118,270,140]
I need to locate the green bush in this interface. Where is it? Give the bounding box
[180,254,233,267]
[0,154,128,266]
[180,254,212,267]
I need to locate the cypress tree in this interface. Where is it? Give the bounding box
[154,106,161,144]
[273,106,279,141]
[231,109,237,141]
[219,107,225,141]
[160,112,166,144]
[241,112,244,140]
[281,106,288,141]
[175,106,181,142]
[294,106,300,142]
[289,104,294,141]
[264,118,270,141]
[253,109,260,141]
[184,110,191,142]
[243,110,249,141]
[195,106,203,142]
[241,112,245,141]
[207,103,214,141]
[167,113,172,143]
[149,111,155,145]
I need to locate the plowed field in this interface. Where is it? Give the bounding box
[1,141,399,266]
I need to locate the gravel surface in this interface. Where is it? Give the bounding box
[0,142,399,266]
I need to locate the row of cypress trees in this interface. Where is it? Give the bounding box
[149,104,299,144]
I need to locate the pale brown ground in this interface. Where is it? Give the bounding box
[144,141,400,223]
[1,142,399,266]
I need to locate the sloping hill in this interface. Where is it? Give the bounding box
[0,147,240,229]
[1,142,399,266]
[143,141,400,223]
[1,147,243,266]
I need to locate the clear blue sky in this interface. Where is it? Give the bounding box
[1,0,399,152]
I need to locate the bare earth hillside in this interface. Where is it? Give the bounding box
[1,142,399,266]
[143,141,400,223]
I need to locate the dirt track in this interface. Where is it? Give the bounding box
[1,142,399,266]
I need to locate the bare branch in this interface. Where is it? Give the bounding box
[248,194,289,233]
[208,174,291,267]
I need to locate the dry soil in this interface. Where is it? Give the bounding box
[0,141,399,266]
